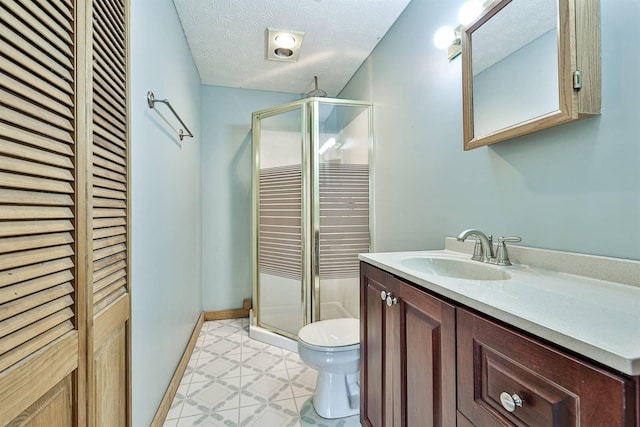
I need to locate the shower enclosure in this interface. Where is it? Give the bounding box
[252,97,373,340]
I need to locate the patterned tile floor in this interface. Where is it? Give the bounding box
[163,318,361,427]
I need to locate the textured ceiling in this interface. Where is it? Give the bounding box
[173,0,412,96]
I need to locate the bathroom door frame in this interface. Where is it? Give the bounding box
[252,97,375,339]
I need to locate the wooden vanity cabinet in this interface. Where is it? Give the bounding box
[457,309,637,427]
[360,262,457,427]
[361,262,639,427]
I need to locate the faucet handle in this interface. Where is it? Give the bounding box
[471,239,484,261]
[471,234,494,261]
[495,237,521,266]
[498,236,521,245]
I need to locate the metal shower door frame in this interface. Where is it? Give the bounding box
[252,97,374,339]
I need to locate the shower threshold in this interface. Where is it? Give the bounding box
[249,302,356,352]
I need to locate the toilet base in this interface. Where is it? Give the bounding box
[312,371,360,419]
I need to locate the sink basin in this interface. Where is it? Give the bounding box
[399,257,511,281]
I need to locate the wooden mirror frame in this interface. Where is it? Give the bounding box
[462,0,600,151]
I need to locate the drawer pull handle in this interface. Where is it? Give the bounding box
[380,291,387,301]
[500,392,523,412]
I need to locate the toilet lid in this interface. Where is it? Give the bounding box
[298,318,360,349]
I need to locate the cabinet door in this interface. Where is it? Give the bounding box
[398,279,456,427]
[361,262,399,427]
[457,309,637,427]
[361,262,457,427]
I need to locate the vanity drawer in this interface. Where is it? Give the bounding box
[457,309,637,427]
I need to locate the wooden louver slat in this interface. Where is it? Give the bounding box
[0,58,73,109]
[31,0,74,35]
[94,103,127,137]
[93,72,126,112]
[8,1,73,39]
[0,0,76,373]
[0,34,72,96]
[92,0,128,315]
[95,0,125,39]
[0,154,73,181]
[2,89,74,133]
[0,270,73,305]
[0,321,73,373]
[93,165,126,184]
[0,220,73,239]
[93,154,126,176]
[93,287,126,314]
[2,105,74,144]
[0,189,73,207]
[93,54,125,95]
[93,259,126,283]
[1,1,74,63]
[0,283,73,322]
[0,137,74,170]
[0,296,73,345]
[0,232,73,255]
[93,2,125,57]
[92,31,125,84]
[0,73,74,120]
[93,217,126,229]
[0,17,73,78]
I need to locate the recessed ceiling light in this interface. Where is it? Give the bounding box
[266,28,304,62]
[274,33,296,49]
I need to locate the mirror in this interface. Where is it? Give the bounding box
[461,0,601,150]
[472,0,558,136]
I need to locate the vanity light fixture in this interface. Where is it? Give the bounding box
[434,0,489,60]
[266,28,305,62]
[458,0,484,25]
[433,25,462,60]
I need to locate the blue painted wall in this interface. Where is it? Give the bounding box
[340,0,640,260]
[200,86,300,311]
[130,0,203,424]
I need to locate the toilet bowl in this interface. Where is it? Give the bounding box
[297,318,360,419]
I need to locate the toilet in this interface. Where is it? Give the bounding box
[297,318,361,419]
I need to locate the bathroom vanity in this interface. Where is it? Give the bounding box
[359,241,640,426]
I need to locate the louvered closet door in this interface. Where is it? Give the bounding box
[0,0,80,424]
[91,0,130,425]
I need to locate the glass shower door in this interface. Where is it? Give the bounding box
[313,101,372,321]
[253,104,308,337]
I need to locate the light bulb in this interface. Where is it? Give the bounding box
[433,26,456,50]
[274,33,296,49]
[458,0,484,26]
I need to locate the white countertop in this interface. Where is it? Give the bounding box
[359,249,640,376]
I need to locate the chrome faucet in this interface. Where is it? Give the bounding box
[457,229,494,263]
